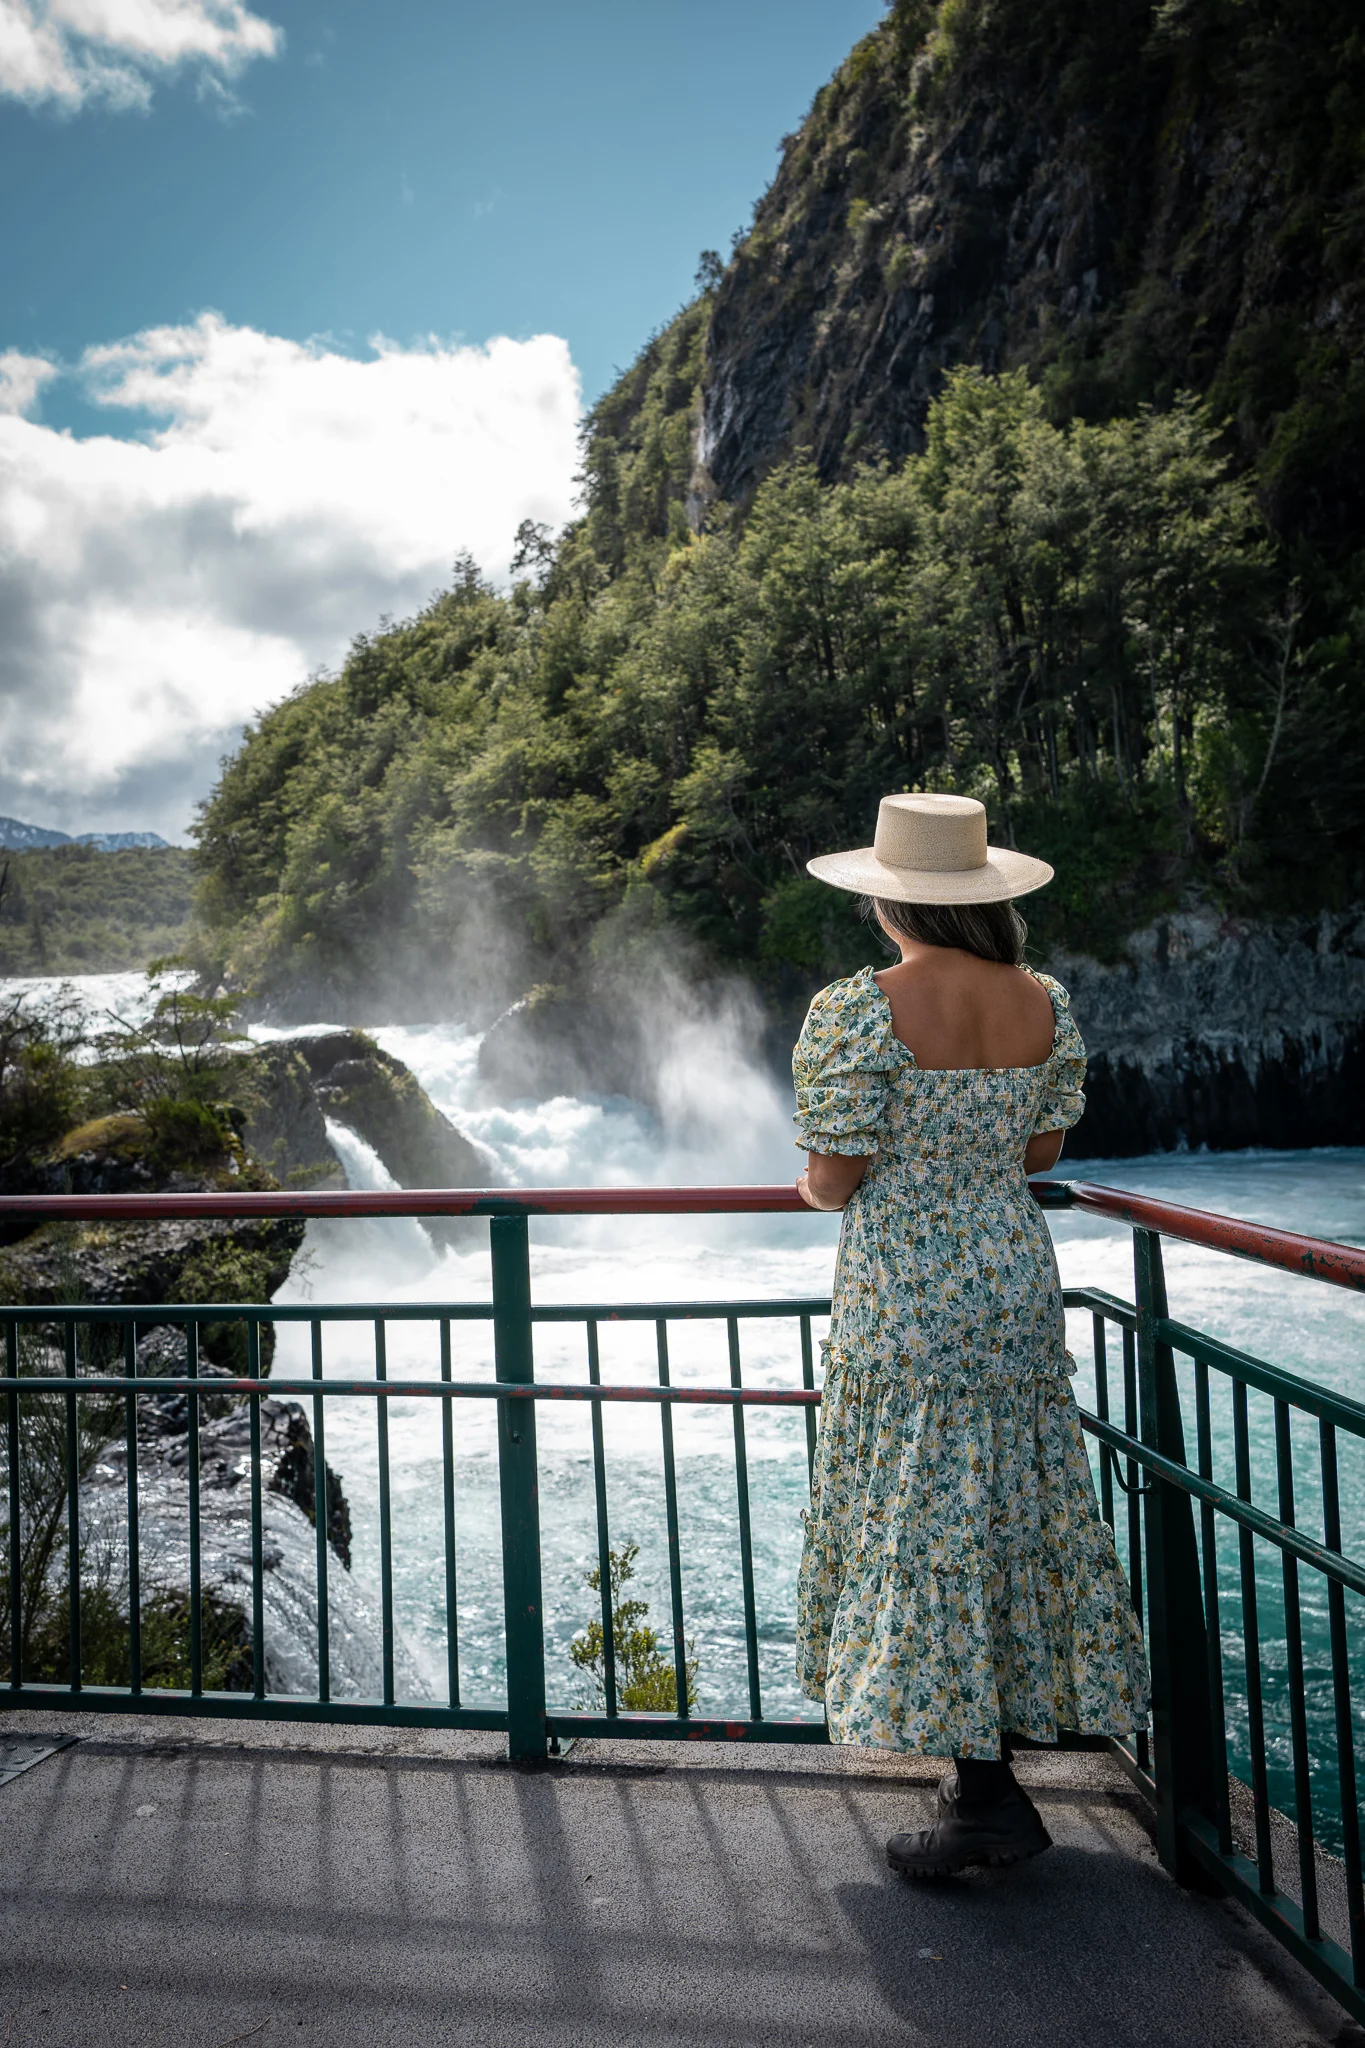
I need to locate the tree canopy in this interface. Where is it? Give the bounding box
[193,365,1358,1015]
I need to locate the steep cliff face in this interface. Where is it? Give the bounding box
[1056,907,1365,1156]
[698,0,1365,549]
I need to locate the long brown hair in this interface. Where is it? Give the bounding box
[869,896,1027,966]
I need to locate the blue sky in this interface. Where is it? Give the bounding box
[7,0,881,419]
[0,0,881,839]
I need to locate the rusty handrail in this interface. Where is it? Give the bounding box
[0,1175,1362,1288]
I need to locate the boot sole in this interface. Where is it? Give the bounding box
[887,1827,1053,1880]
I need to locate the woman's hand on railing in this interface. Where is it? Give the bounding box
[797,1153,872,1213]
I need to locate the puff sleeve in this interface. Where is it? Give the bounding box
[792,970,904,1156]
[1031,973,1087,1134]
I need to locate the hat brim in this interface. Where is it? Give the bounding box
[806,845,1054,904]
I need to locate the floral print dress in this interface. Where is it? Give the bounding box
[794,965,1150,1757]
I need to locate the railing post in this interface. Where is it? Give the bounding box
[1134,1227,1216,1882]
[491,1213,547,1762]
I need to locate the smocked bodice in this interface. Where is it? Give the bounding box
[792,964,1085,1176]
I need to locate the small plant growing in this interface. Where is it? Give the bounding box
[97,962,248,1112]
[570,1542,698,1712]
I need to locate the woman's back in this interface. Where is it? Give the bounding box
[873,947,1056,1072]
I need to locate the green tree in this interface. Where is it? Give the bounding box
[190,365,1321,998]
[0,988,87,1167]
[570,1542,699,1712]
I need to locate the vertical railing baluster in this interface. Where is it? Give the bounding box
[248,1319,265,1702]
[1121,1324,1149,1775]
[125,1320,140,1694]
[728,1317,762,1723]
[1274,1398,1320,1940]
[1194,1356,1231,1855]
[586,1321,616,1717]
[799,1316,817,1489]
[1122,1327,1144,1612]
[375,1319,395,1707]
[490,1213,547,1762]
[439,1318,458,1712]
[65,1318,80,1693]
[187,1318,202,1696]
[7,1322,20,1687]
[1233,1378,1273,1894]
[311,1321,330,1705]
[1093,1314,1114,1528]
[1133,1228,1213,1883]
[1320,1420,1364,1985]
[656,1320,690,1719]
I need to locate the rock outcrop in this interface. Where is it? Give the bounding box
[79,1386,417,1700]
[477,911,1365,1158]
[132,1342,353,1572]
[1053,907,1365,1157]
[697,0,1365,552]
[291,1031,486,1187]
[0,1210,306,1372]
[239,1042,345,1189]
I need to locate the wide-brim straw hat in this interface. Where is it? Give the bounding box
[806,793,1053,904]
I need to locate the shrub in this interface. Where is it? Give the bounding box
[570,1542,698,1712]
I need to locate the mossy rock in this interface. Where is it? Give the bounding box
[0,1213,305,1372]
[46,1112,150,1164]
[291,1032,485,1188]
[236,1042,345,1188]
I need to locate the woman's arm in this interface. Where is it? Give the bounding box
[797,1151,872,1212]
[1024,1129,1065,1176]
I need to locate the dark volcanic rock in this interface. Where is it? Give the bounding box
[262,1399,353,1569]
[1054,907,1365,1157]
[239,1042,345,1188]
[290,1031,486,1189]
[0,1209,306,1371]
[0,1210,304,1308]
[0,1115,158,1247]
[133,1371,352,1570]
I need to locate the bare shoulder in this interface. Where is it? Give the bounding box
[954,954,1054,1010]
[1008,963,1057,1019]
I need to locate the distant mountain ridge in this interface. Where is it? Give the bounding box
[0,815,169,853]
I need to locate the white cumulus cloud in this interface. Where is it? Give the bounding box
[0,315,582,838]
[0,350,58,415]
[0,0,280,111]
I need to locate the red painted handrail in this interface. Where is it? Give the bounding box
[0,1184,807,1220]
[1060,1179,1365,1294]
[0,1177,1361,1289]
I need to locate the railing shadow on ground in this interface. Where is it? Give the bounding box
[0,1175,1362,2023]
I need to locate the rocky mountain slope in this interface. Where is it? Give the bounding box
[700,0,1365,552]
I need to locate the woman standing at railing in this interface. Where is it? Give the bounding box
[794,793,1150,1879]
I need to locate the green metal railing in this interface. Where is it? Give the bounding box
[1,1178,1363,2023]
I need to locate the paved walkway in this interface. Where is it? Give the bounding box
[0,1712,1355,2048]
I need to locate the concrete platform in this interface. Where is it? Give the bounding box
[0,1710,1357,2048]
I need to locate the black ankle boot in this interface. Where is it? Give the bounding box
[886,1761,1052,1879]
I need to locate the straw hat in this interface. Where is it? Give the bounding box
[806,793,1053,904]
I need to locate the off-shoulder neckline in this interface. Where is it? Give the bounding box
[857,963,1060,1075]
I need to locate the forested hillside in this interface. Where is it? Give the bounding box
[193,0,1365,1018]
[0,846,194,976]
